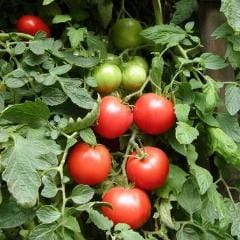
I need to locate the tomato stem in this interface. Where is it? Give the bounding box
[153,0,163,25]
[0,32,34,41]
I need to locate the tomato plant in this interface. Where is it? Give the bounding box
[122,61,147,91]
[0,0,240,240]
[101,187,151,229]
[93,63,122,94]
[133,93,176,135]
[126,147,169,190]
[111,18,143,50]
[67,143,112,185]
[94,96,133,139]
[16,15,50,37]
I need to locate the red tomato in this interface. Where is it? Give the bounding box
[101,187,151,229]
[133,93,176,134]
[67,143,111,185]
[94,96,133,139]
[16,15,50,37]
[126,147,169,190]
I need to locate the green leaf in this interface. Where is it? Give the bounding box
[41,87,68,106]
[217,112,240,143]
[87,35,107,59]
[176,122,199,144]
[201,53,228,70]
[29,40,45,55]
[52,15,71,24]
[37,205,61,224]
[178,181,202,215]
[35,73,58,86]
[2,134,60,207]
[4,68,28,88]
[157,164,188,198]
[70,185,94,204]
[50,64,72,76]
[60,78,95,109]
[225,85,240,115]
[159,200,174,228]
[231,216,240,239]
[88,209,113,231]
[177,227,200,240]
[171,0,197,24]
[221,0,240,32]
[190,165,213,195]
[1,101,50,125]
[119,230,145,240]
[141,24,186,47]
[150,55,163,94]
[97,0,113,28]
[0,129,9,143]
[0,197,35,229]
[62,51,99,68]
[24,52,48,66]
[14,42,26,55]
[79,128,97,145]
[64,216,81,233]
[41,175,58,198]
[43,0,55,5]
[67,27,87,49]
[175,104,190,122]
[29,223,58,240]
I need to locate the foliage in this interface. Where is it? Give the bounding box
[0,0,239,239]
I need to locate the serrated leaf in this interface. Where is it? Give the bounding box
[201,53,228,70]
[2,134,60,207]
[29,40,45,55]
[60,78,95,109]
[29,223,58,240]
[88,209,113,231]
[141,24,186,47]
[190,165,213,195]
[67,27,87,49]
[79,128,97,145]
[217,112,240,143]
[176,122,199,144]
[1,101,50,125]
[50,64,72,76]
[225,85,240,115]
[171,0,197,24]
[70,185,94,204]
[0,197,35,229]
[175,104,190,122]
[178,181,202,215]
[42,87,68,106]
[64,216,81,233]
[37,205,61,224]
[221,0,240,32]
[52,15,71,24]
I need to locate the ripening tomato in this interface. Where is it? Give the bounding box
[105,53,121,66]
[111,18,143,50]
[93,63,122,94]
[126,147,169,190]
[67,143,111,185]
[94,96,133,139]
[122,61,147,91]
[16,15,50,37]
[132,56,149,72]
[101,187,151,229]
[133,93,176,134]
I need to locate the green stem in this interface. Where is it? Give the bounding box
[153,0,163,25]
[0,32,34,41]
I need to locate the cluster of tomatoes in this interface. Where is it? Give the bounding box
[68,93,176,229]
[15,13,176,230]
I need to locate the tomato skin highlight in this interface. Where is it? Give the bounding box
[112,18,143,50]
[133,93,176,134]
[93,63,122,94]
[67,143,111,185]
[126,147,169,190]
[94,96,133,139]
[101,187,151,229]
[16,15,50,37]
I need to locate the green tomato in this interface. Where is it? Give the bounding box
[122,61,147,91]
[132,56,149,72]
[93,63,122,94]
[112,18,143,50]
[105,53,121,66]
